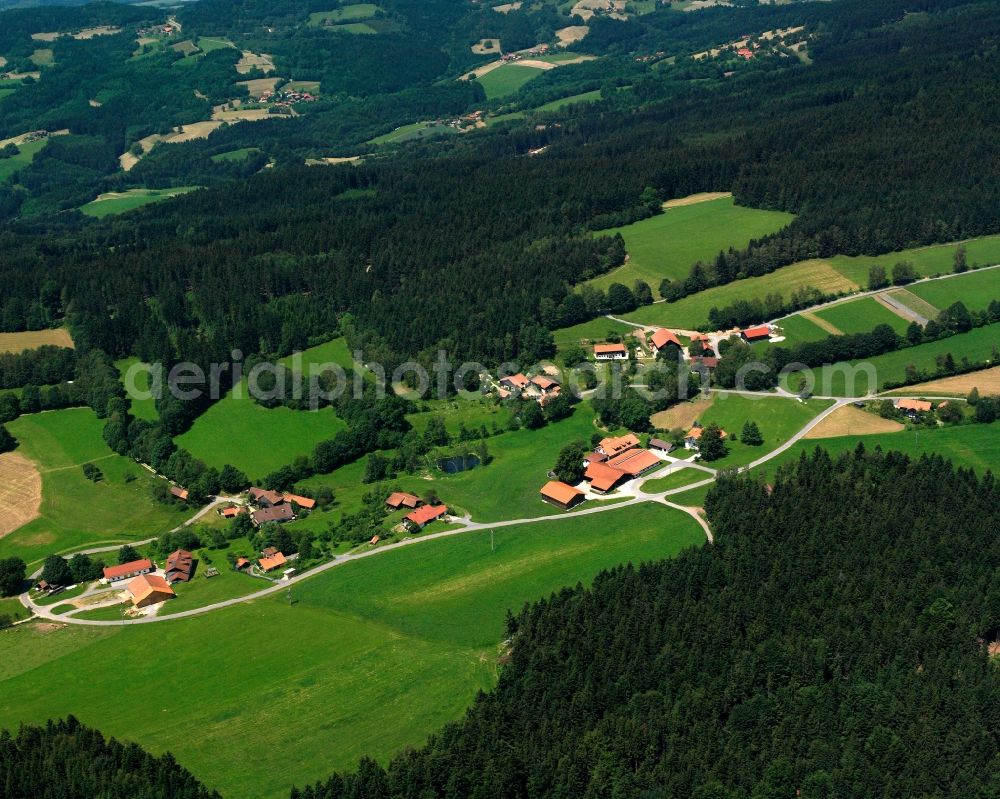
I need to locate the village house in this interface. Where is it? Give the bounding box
[103,559,153,583]
[128,574,176,608]
[220,506,245,518]
[689,334,713,356]
[594,342,628,361]
[584,461,627,494]
[258,551,287,572]
[235,557,251,571]
[164,549,194,583]
[741,325,772,343]
[386,491,421,510]
[531,375,560,395]
[170,486,189,501]
[685,424,728,450]
[251,504,295,526]
[896,398,933,417]
[499,373,530,393]
[283,493,316,510]
[249,487,284,507]
[649,437,675,454]
[405,504,448,531]
[649,328,682,356]
[539,481,585,510]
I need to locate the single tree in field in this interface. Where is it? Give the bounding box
[740,420,764,446]
[967,387,980,406]
[868,264,888,290]
[554,441,588,484]
[117,544,141,564]
[953,244,968,273]
[698,424,728,462]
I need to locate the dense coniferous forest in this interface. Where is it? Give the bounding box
[0,716,220,799]
[2,0,1000,373]
[290,449,1000,798]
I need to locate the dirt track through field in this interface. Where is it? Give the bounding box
[800,311,841,336]
[804,405,904,439]
[663,192,732,208]
[0,452,42,538]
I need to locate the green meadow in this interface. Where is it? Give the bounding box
[554,316,638,354]
[0,408,189,567]
[823,235,1000,286]
[694,394,833,470]
[80,187,201,218]
[477,64,545,100]
[115,357,159,420]
[368,120,460,145]
[783,322,1000,396]
[622,257,858,330]
[812,296,911,335]
[210,147,260,162]
[308,4,378,25]
[907,267,1000,312]
[775,313,831,344]
[534,89,602,111]
[586,197,794,296]
[0,502,703,799]
[640,466,707,493]
[0,138,47,183]
[755,422,1000,482]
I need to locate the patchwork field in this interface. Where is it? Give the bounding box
[0,408,190,566]
[803,404,905,438]
[80,186,201,218]
[0,327,73,354]
[906,267,1000,312]
[586,196,794,296]
[477,63,546,99]
[624,258,858,330]
[811,296,911,335]
[783,322,1000,397]
[0,502,703,799]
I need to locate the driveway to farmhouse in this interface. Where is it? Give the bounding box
[17,395,953,626]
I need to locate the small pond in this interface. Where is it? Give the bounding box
[437,454,481,474]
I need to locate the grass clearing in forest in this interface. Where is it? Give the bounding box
[80,187,201,218]
[0,501,702,799]
[477,63,546,99]
[585,196,794,297]
[0,138,47,183]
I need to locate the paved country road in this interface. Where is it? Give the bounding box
[16,395,949,627]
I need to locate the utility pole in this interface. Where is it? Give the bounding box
[490,529,495,552]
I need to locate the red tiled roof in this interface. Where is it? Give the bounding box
[650,328,681,350]
[103,559,153,581]
[594,343,627,355]
[221,506,244,518]
[128,574,175,605]
[540,481,584,506]
[898,398,932,412]
[500,373,530,389]
[249,487,284,505]
[742,325,771,340]
[686,425,728,441]
[170,486,189,500]
[405,505,448,526]
[531,375,559,390]
[259,552,287,572]
[283,493,316,509]
[584,462,625,492]
[235,557,250,569]
[599,434,639,456]
[386,491,421,509]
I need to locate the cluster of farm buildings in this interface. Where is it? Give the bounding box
[593,324,776,365]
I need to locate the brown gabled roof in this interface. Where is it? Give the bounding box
[258,552,287,572]
[606,448,661,476]
[221,506,244,518]
[594,343,627,355]
[386,491,421,509]
[127,574,175,605]
[586,451,608,463]
[405,504,448,526]
[540,481,584,506]
[531,375,559,390]
[650,328,681,350]
[252,504,295,525]
[170,486,189,501]
[897,398,932,412]
[742,325,771,340]
[599,434,639,456]
[103,559,153,581]
[235,557,250,569]
[249,487,284,505]
[283,493,316,509]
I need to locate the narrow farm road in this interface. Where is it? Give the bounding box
[17,395,949,627]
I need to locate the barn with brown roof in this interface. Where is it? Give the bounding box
[164,549,194,583]
[128,574,176,608]
[103,559,153,583]
[539,481,585,510]
[386,491,421,510]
